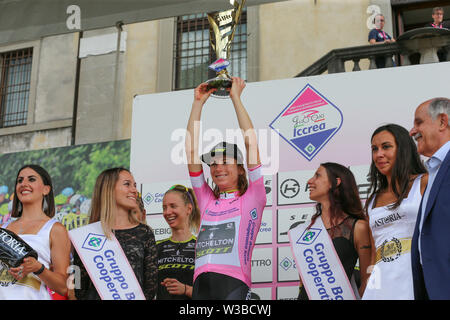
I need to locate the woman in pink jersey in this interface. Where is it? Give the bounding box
[186,77,267,300]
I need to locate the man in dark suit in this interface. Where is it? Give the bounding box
[410,97,450,299]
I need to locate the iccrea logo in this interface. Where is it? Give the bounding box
[82,233,107,252]
[303,231,315,242]
[296,228,321,245]
[250,208,258,220]
[143,192,164,205]
[88,237,102,247]
[143,193,153,205]
[270,84,343,161]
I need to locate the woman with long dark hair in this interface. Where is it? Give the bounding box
[362,124,427,300]
[297,162,374,299]
[0,164,71,299]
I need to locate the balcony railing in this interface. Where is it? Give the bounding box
[295,28,450,77]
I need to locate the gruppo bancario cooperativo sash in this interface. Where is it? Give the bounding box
[69,222,145,300]
[288,217,357,300]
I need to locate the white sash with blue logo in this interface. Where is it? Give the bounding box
[69,222,146,300]
[288,217,357,300]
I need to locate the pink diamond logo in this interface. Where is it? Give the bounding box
[270,84,343,161]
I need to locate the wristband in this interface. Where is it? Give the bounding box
[33,263,45,276]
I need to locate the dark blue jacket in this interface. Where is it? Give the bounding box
[411,148,450,299]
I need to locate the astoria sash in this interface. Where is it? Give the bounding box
[288,217,357,300]
[69,222,145,300]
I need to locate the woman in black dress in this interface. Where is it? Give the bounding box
[73,167,158,300]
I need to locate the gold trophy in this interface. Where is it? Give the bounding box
[206,0,246,98]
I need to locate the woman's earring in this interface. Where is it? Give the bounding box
[17,202,22,213]
[42,197,48,213]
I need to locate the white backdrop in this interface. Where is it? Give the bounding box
[131,62,450,300]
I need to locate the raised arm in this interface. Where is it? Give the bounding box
[186,83,215,173]
[229,77,261,169]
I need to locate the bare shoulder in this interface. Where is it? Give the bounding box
[354,219,371,236]
[49,222,71,253]
[50,222,69,238]
[353,219,373,251]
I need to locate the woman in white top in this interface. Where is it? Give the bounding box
[0,164,71,299]
[362,124,428,300]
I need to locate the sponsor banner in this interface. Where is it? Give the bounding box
[256,209,273,245]
[277,246,299,282]
[146,215,173,242]
[277,286,300,300]
[288,217,356,300]
[263,175,273,206]
[251,247,273,283]
[277,170,315,205]
[141,179,190,214]
[277,166,370,205]
[349,165,371,200]
[250,287,272,300]
[69,222,145,300]
[277,207,315,244]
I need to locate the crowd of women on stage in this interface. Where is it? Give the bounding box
[0,78,448,300]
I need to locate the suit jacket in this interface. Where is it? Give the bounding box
[411,148,450,299]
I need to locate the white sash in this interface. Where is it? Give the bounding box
[69,222,146,300]
[288,217,357,300]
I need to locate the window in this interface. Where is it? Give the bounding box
[174,10,247,90]
[0,48,33,128]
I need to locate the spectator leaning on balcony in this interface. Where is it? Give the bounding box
[425,7,447,29]
[368,14,396,68]
[425,7,449,62]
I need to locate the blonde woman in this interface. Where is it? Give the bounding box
[73,167,158,300]
[157,184,201,300]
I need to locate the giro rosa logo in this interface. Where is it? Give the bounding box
[82,233,107,252]
[270,84,343,161]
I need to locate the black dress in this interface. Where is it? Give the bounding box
[298,216,359,300]
[74,223,158,300]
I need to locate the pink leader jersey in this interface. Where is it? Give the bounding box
[189,165,267,287]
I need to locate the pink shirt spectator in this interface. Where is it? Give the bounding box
[190,165,267,287]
